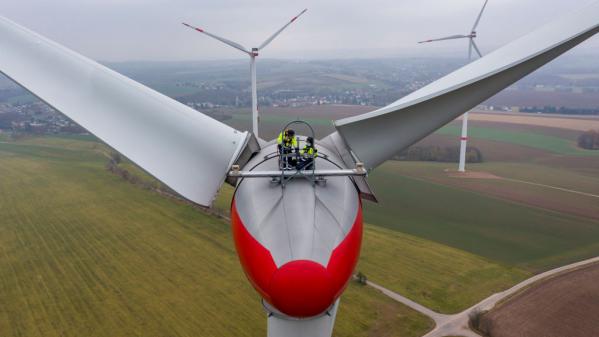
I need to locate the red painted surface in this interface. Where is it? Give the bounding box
[460,136,469,141]
[269,260,334,317]
[231,201,277,302]
[327,202,363,299]
[231,198,363,318]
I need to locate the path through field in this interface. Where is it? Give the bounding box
[500,176,599,198]
[366,256,599,337]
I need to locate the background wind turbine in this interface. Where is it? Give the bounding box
[183,9,308,139]
[419,0,489,172]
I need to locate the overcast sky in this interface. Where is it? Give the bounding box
[2,0,599,61]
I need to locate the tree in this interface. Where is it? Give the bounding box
[356,272,368,285]
[578,130,599,150]
[110,151,122,164]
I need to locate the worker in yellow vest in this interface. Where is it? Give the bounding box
[277,129,298,169]
[298,136,317,170]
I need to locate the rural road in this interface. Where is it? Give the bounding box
[366,256,599,337]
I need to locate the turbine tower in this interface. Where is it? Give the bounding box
[419,0,489,172]
[183,9,308,139]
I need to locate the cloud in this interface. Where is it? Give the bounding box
[2,0,598,61]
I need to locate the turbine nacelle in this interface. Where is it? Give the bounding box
[418,0,489,60]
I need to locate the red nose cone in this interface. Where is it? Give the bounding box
[269,260,335,317]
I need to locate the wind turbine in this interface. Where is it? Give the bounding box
[419,0,489,172]
[182,9,308,139]
[2,2,599,336]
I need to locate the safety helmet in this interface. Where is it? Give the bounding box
[307,136,314,144]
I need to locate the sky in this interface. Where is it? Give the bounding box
[2,0,599,62]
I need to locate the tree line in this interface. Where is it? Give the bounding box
[578,130,599,150]
[393,145,484,163]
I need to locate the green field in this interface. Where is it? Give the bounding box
[437,124,599,156]
[477,162,599,193]
[365,161,599,271]
[358,225,529,313]
[2,124,598,335]
[0,136,432,337]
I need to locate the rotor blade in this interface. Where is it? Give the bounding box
[0,16,250,206]
[329,1,599,170]
[471,40,483,58]
[258,8,307,51]
[182,22,250,55]
[472,0,490,32]
[418,35,470,43]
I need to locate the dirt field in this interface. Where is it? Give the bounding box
[415,132,553,163]
[469,121,582,140]
[486,90,599,109]
[466,112,599,131]
[480,263,599,337]
[396,163,599,221]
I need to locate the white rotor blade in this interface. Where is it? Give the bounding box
[258,8,308,51]
[0,16,250,206]
[182,23,250,55]
[472,0,490,32]
[418,35,470,43]
[331,1,599,170]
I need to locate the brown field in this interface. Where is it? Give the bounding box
[414,132,553,163]
[535,154,599,174]
[480,262,599,337]
[486,90,599,109]
[468,121,582,140]
[395,163,599,221]
[466,111,599,131]
[446,177,599,220]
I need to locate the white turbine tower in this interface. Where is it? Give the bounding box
[419,0,489,172]
[183,9,308,139]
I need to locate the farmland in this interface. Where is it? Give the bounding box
[364,161,599,272]
[467,112,599,132]
[1,105,599,335]
[480,262,599,337]
[383,162,599,221]
[357,225,529,313]
[0,136,432,337]
[436,123,599,157]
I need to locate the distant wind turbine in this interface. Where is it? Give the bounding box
[183,9,308,139]
[419,0,489,172]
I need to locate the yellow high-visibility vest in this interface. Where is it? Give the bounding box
[277,131,297,147]
[301,145,318,157]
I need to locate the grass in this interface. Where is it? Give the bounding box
[358,224,530,314]
[436,124,599,156]
[477,162,599,193]
[365,161,599,272]
[0,136,431,337]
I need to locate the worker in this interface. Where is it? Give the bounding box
[297,136,318,170]
[277,129,298,169]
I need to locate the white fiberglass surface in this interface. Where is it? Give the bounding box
[234,142,360,267]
